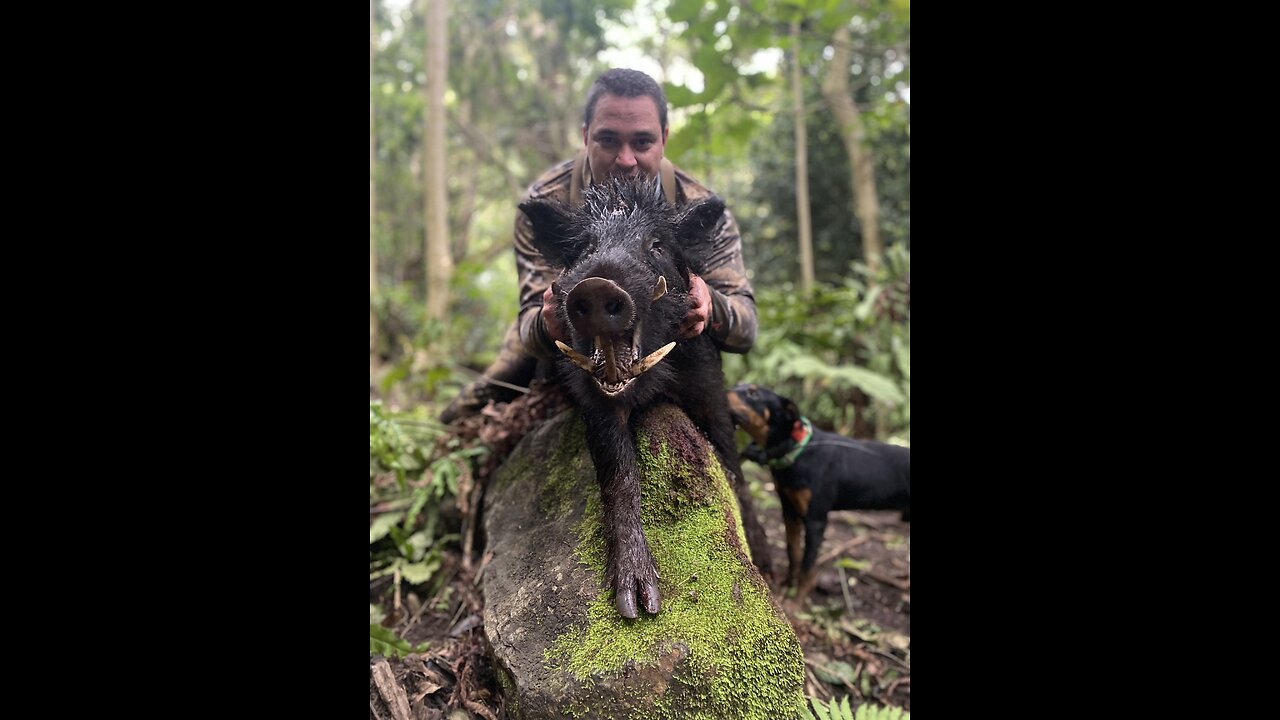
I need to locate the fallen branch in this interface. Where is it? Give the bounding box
[864,570,910,591]
[371,659,413,720]
[463,698,498,720]
[816,534,869,567]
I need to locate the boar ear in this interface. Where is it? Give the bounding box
[672,195,725,274]
[673,195,725,239]
[519,198,581,267]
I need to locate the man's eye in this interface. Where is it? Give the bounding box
[635,140,652,151]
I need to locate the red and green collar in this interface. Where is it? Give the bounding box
[767,416,813,470]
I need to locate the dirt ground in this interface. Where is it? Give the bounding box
[370,394,910,719]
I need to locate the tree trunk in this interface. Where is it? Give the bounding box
[370,0,379,374]
[451,94,477,262]
[791,21,815,296]
[822,25,882,276]
[424,0,452,323]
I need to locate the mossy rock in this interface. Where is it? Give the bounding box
[482,404,806,720]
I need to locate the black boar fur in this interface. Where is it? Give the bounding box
[520,176,773,618]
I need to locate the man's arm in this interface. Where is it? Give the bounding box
[514,208,563,361]
[698,208,758,354]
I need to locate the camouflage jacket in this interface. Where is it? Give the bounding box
[516,153,758,361]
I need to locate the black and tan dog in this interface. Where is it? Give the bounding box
[727,383,910,599]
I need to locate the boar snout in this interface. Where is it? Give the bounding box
[565,277,636,338]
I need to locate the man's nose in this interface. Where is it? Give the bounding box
[617,145,636,168]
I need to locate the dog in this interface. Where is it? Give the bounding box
[727,383,909,599]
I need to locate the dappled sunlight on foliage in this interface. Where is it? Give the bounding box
[725,245,909,443]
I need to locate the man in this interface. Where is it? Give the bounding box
[440,67,757,422]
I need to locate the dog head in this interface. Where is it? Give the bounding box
[726,383,802,449]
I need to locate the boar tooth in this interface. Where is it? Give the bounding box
[652,276,667,301]
[600,337,621,385]
[632,324,643,361]
[631,341,677,377]
[555,341,595,374]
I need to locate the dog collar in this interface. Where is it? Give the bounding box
[768,416,813,470]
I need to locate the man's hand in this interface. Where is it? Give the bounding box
[542,285,568,344]
[679,274,712,340]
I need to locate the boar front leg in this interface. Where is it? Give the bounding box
[583,406,660,619]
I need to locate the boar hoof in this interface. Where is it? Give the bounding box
[612,563,661,619]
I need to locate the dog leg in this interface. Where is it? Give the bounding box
[795,567,820,603]
[783,510,804,589]
[796,517,828,602]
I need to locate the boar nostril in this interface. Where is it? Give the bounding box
[565,277,636,336]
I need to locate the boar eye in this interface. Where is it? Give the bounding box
[650,240,663,256]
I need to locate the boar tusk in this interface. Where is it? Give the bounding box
[631,341,677,377]
[598,336,621,384]
[555,340,595,374]
[652,276,667,301]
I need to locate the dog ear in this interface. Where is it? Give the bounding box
[519,197,584,268]
[783,399,801,426]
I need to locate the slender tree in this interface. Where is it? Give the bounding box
[791,20,815,295]
[370,0,379,371]
[424,0,452,322]
[822,24,882,275]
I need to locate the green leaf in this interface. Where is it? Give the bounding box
[811,659,857,685]
[892,335,910,380]
[854,286,883,321]
[817,6,852,34]
[854,704,909,720]
[405,488,430,534]
[668,0,705,22]
[838,695,853,720]
[370,624,428,658]
[835,557,870,571]
[665,82,701,108]
[778,356,906,405]
[810,697,833,720]
[370,603,386,625]
[404,531,431,562]
[370,511,405,544]
[693,43,734,102]
[399,557,440,585]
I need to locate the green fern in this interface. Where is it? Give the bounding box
[370,624,429,658]
[807,696,909,720]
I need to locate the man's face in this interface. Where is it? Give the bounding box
[583,94,667,183]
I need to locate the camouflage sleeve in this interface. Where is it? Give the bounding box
[700,208,757,354]
[514,208,562,361]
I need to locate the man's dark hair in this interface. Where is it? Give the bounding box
[582,68,669,132]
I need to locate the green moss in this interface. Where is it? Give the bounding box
[542,405,806,720]
[536,409,592,521]
[495,663,520,718]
